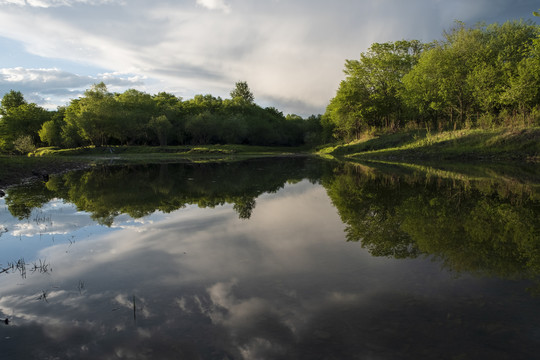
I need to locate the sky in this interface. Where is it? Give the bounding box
[0,0,538,116]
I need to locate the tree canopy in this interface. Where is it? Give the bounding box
[1,19,539,152]
[324,20,540,141]
[230,81,255,104]
[0,81,325,153]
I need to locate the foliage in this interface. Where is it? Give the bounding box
[13,135,36,155]
[0,90,26,111]
[325,20,540,140]
[230,81,255,104]
[149,115,173,146]
[324,40,423,141]
[0,92,50,153]
[3,157,327,223]
[324,162,540,278]
[0,81,325,153]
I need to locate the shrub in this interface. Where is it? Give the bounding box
[13,135,36,155]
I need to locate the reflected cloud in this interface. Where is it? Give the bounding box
[0,174,538,359]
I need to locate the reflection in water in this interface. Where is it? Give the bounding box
[325,162,540,279]
[3,158,328,224]
[0,157,538,359]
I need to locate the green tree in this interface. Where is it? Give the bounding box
[0,90,26,113]
[152,92,186,144]
[64,82,116,146]
[39,107,66,147]
[230,81,255,104]
[114,89,156,145]
[325,40,423,140]
[0,92,50,152]
[403,20,540,129]
[149,115,173,146]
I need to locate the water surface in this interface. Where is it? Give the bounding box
[0,158,538,359]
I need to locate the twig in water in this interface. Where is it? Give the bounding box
[37,290,48,303]
[77,280,85,294]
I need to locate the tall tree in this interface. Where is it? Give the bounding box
[0,90,26,114]
[64,82,116,147]
[0,91,49,152]
[114,89,155,145]
[39,108,66,147]
[230,81,255,104]
[324,40,423,140]
[403,20,540,128]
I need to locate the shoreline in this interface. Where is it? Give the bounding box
[2,128,538,189]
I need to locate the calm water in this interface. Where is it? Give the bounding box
[0,157,539,359]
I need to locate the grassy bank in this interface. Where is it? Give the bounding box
[30,144,309,158]
[2,129,538,189]
[319,127,540,161]
[0,144,309,188]
[0,156,88,189]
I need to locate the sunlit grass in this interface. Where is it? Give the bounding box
[30,144,309,157]
[320,127,540,161]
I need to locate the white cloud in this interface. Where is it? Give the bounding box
[196,0,230,13]
[0,67,145,108]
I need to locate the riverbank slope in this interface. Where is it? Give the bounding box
[319,127,540,162]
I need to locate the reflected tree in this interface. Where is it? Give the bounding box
[4,157,329,224]
[325,162,540,278]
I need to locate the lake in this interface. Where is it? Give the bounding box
[0,157,539,359]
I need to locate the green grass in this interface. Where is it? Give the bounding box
[30,144,309,157]
[0,144,310,187]
[0,155,86,188]
[319,127,540,161]
[3,129,537,189]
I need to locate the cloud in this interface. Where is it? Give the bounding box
[0,0,122,7]
[0,67,145,107]
[0,67,143,90]
[196,0,230,13]
[0,178,537,359]
[0,0,537,115]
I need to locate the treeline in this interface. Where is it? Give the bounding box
[323,20,540,141]
[0,81,326,153]
[1,19,539,152]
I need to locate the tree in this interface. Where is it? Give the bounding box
[0,91,50,152]
[64,82,116,147]
[149,115,173,146]
[0,90,26,114]
[39,107,66,147]
[39,120,62,147]
[230,81,255,104]
[403,20,540,129]
[324,40,423,140]
[114,89,156,145]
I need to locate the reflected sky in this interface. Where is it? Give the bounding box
[0,178,539,359]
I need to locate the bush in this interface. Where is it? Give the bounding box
[477,113,496,129]
[13,135,36,155]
